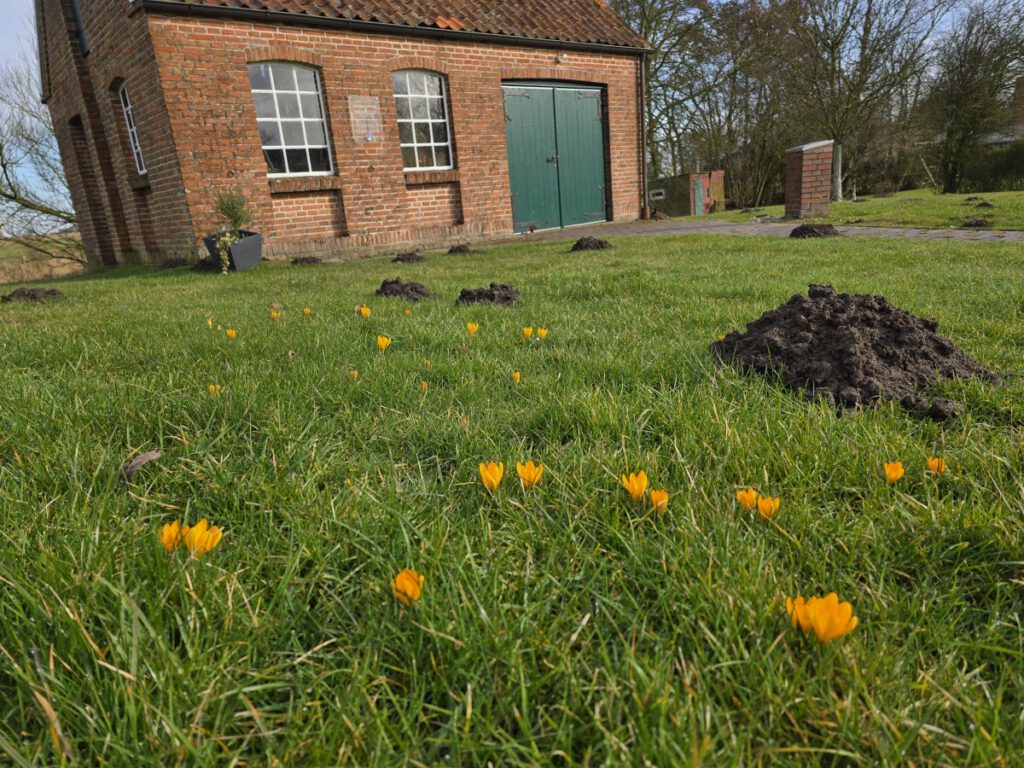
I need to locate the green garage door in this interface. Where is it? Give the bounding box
[503,84,607,233]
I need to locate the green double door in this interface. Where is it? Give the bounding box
[503,83,607,233]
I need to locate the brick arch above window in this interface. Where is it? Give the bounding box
[387,57,450,76]
[244,45,324,69]
[499,66,605,85]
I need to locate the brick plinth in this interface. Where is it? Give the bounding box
[784,141,833,219]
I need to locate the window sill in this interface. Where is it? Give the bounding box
[128,173,151,191]
[404,169,460,186]
[268,176,343,194]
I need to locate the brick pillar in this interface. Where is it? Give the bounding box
[784,140,833,219]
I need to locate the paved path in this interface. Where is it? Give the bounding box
[512,217,1024,244]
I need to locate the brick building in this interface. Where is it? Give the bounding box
[35,0,649,267]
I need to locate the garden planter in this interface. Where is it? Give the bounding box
[203,230,262,271]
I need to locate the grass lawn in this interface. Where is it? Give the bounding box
[1,234,1023,766]
[708,188,1024,230]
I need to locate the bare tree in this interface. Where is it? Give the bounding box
[922,1,1024,192]
[0,36,82,263]
[779,0,954,200]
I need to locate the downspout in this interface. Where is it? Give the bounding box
[638,52,650,220]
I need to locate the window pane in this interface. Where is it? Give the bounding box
[434,146,451,168]
[398,122,413,144]
[304,120,326,145]
[411,98,428,120]
[299,94,322,119]
[408,72,426,95]
[425,75,442,96]
[414,122,431,143]
[395,99,411,120]
[432,122,448,144]
[277,93,300,118]
[392,72,408,95]
[428,98,445,120]
[282,121,305,146]
[271,64,296,91]
[308,147,330,171]
[254,93,276,118]
[286,149,310,173]
[258,121,281,146]
[249,64,272,90]
[402,146,417,168]
[295,68,317,92]
[417,146,433,168]
[263,149,286,174]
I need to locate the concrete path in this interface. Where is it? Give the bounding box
[513,217,1024,244]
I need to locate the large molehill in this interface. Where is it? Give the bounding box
[711,284,995,419]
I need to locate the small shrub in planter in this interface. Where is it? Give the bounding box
[203,189,262,272]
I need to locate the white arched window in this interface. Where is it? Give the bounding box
[391,70,454,171]
[248,63,333,177]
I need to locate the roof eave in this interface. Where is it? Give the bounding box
[139,0,650,56]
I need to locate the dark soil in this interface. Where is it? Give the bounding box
[456,283,520,306]
[448,244,473,254]
[156,258,190,270]
[570,236,612,252]
[393,251,425,263]
[291,256,322,265]
[1,287,66,303]
[711,284,996,420]
[790,223,842,238]
[376,277,431,302]
[974,201,995,210]
[961,217,991,228]
[965,196,984,202]
[191,259,220,272]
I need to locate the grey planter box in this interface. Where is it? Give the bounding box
[203,230,262,271]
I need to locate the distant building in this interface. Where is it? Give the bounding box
[35,0,649,267]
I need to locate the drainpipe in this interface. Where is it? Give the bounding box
[638,52,650,220]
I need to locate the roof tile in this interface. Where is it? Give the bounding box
[152,0,648,49]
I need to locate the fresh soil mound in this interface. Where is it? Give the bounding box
[393,251,425,263]
[570,236,612,252]
[1,287,65,303]
[376,277,431,302]
[448,244,473,254]
[291,256,321,265]
[961,217,990,228]
[711,284,995,419]
[456,283,520,306]
[790,223,841,238]
[974,201,995,209]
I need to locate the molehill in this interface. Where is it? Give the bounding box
[711,284,995,419]
[376,277,431,302]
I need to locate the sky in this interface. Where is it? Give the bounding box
[2,0,36,69]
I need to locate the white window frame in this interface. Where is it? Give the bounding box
[248,62,334,179]
[392,70,455,172]
[118,84,146,175]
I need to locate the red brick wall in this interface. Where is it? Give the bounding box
[144,16,644,259]
[785,142,833,218]
[38,0,195,267]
